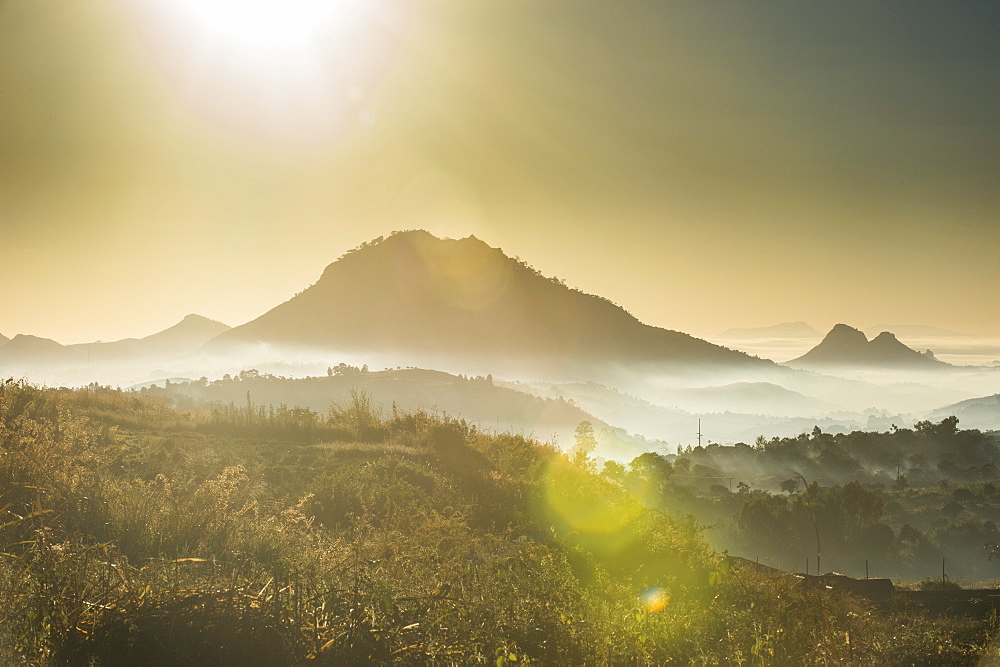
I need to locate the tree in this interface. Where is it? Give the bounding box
[572,421,598,467]
[602,460,627,483]
[942,500,964,520]
[780,478,799,494]
[628,452,673,481]
[953,487,976,503]
[626,452,673,499]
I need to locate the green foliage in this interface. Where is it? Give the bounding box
[328,388,385,442]
[571,420,597,468]
[1,379,997,663]
[917,577,963,591]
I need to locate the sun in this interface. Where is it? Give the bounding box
[125,0,405,144]
[165,0,362,62]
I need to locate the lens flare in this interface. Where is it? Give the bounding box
[536,458,646,565]
[641,587,669,614]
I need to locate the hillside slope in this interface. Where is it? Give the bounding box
[140,367,661,460]
[928,394,1000,432]
[211,231,767,375]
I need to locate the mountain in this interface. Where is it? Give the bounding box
[210,231,767,375]
[864,324,967,339]
[0,334,71,366]
[0,316,231,381]
[69,314,230,359]
[787,324,949,370]
[136,314,230,356]
[718,322,822,339]
[928,394,1000,432]
[0,333,8,346]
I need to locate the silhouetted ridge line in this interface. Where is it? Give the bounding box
[788,324,949,369]
[210,230,769,373]
[719,322,822,339]
[0,315,231,370]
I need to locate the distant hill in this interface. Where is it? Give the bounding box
[0,315,231,375]
[68,314,230,360]
[787,324,949,370]
[864,324,967,339]
[140,367,662,460]
[135,314,230,356]
[676,382,833,415]
[210,231,767,375]
[0,333,8,346]
[718,322,822,339]
[0,334,70,365]
[928,394,1000,432]
[504,379,873,445]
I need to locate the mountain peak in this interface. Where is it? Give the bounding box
[211,231,766,375]
[181,314,218,324]
[9,333,64,346]
[0,334,67,360]
[144,314,229,337]
[825,323,868,342]
[870,331,900,344]
[141,314,231,355]
[320,231,500,282]
[789,324,947,370]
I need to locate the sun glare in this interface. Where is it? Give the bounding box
[126,0,405,144]
[167,0,356,60]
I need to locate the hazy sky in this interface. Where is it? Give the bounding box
[1,0,997,343]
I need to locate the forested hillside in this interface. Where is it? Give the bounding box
[209,231,765,375]
[2,379,998,663]
[591,419,1000,580]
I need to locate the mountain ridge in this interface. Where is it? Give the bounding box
[928,394,1000,432]
[210,231,770,375]
[0,315,231,371]
[788,324,949,370]
[864,324,967,339]
[138,366,663,461]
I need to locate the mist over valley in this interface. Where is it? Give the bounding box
[3,1,999,661]
[4,232,996,451]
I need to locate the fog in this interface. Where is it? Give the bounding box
[709,333,1000,368]
[2,330,997,464]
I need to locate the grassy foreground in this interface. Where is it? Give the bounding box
[1,378,998,664]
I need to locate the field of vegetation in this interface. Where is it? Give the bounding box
[3,378,1000,664]
[645,422,1000,583]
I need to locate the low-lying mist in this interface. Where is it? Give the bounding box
[4,337,994,460]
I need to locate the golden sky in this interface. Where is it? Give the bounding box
[1,0,998,343]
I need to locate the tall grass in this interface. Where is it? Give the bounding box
[1,378,998,664]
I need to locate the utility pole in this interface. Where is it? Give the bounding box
[796,473,822,575]
[697,419,702,449]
